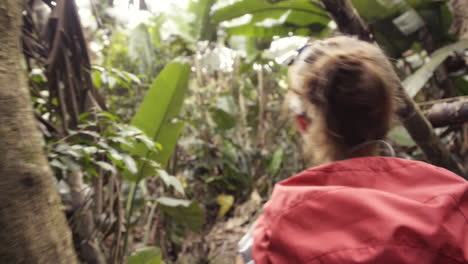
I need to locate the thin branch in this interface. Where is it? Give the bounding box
[425,98,468,128]
[319,0,373,42]
[418,96,468,107]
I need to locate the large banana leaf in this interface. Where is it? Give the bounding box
[126,61,190,180]
[212,0,329,38]
[212,0,327,23]
[189,0,217,41]
[227,24,316,38]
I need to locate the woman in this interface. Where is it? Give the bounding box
[238,36,468,264]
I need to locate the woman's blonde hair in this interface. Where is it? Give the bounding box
[288,36,399,165]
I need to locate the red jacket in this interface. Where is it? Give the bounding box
[252,157,468,263]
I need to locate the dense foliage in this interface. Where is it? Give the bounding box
[23,0,468,263]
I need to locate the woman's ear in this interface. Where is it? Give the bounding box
[295,115,310,132]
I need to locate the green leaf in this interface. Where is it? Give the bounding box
[92,70,102,89]
[95,161,116,174]
[389,125,415,147]
[80,130,101,138]
[128,62,190,174]
[158,198,205,233]
[285,10,330,27]
[147,121,185,170]
[211,108,237,130]
[226,24,320,38]
[97,111,119,121]
[127,247,162,264]
[157,170,185,196]
[267,147,284,175]
[403,40,468,98]
[30,69,47,83]
[189,0,217,41]
[216,194,234,219]
[217,2,329,38]
[124,72,142,85]
[351,0,404,23]
[212,0,328,23]
[135,134,158,152]
[50,159,68,172]
[222,140,239,164]
[123,155,138,175]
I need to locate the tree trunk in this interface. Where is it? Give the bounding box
[0,0,78,263]
[450,0,468,40]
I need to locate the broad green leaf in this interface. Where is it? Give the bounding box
[147,122,185,170]
[267,147,284,175]
[212,0,328,23]
[189,0,217,41]
[351,0,404,22]
[227,24,302,38]
[157,170,185,196]
[215,0,329,38]
[216,194,234,219]
[249,9,290,24]
[128,62,190,179]
[127,247,162,264]
[158,199,205,233]
[245,8,330,27]
[226,22,326,38]
[403,40,468,98]
[211,108,237,130]
[285,10,330,27]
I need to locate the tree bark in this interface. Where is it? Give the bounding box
[320,0,466,176]
[425,98,468,128]
[397,91,466,175]
[0,0,78,263]
[320,0,372,42]
[450,0,468,40]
